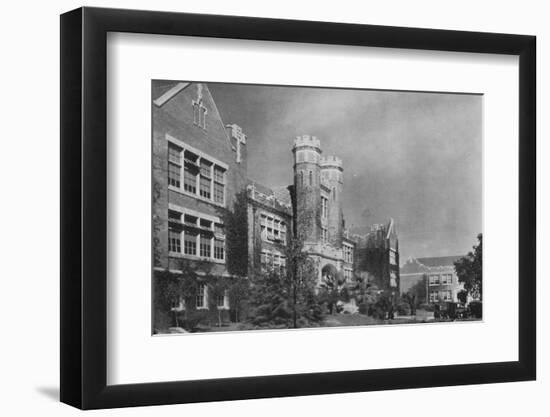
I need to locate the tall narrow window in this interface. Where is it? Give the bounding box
[309,170,313,186]
[321,196,328,219]
[332,187,336,201]
[168,143,182,188]
[300,171,304,186]
[213,166,225,204]
[217,292,227,309]
[200,234,211,258]
[196,284,206,308]
[200,106,207,129]
[183,150,198,193]
[214,239,224,260]
[184,231,197,255]
[199,159,212,199]
[168,229,181,253]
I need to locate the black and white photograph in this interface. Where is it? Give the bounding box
[152,81,483,334]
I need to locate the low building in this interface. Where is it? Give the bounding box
[400,256,464,304]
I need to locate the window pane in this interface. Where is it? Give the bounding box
[200,159,212,177]
[168,229,181,253]
[183,165,197,193]
[200,176,211,199]
[196,283,205,308]
[184,214,197,226]
[184,231,197,255]
[168,144,182,164]
[200,234,211,257]
[214,239,224,260]
[168,163,181,187]
[214,182,224,203]
[168,210,181,221]
[214,166,225,183]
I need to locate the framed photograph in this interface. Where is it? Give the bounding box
[60,6,536,410]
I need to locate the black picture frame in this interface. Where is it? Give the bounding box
[60,6,536,410]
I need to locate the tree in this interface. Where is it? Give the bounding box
[219,190,249,277]
[227,276,250,322]
[403,274,427,315]
[247,206,323,329]
[454,233,483,301]
[318,267,344,315]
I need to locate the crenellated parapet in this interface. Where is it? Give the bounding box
[293,134,321,151]
[320,155,343,171]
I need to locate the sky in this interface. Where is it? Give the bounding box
[208,83,482,262]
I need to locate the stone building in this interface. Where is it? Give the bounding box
[291,135,356,285]
[152,81,396,317]
[400,256,464,304]
[353,220,400,292]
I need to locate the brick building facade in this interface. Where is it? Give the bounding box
[400,256,464,304]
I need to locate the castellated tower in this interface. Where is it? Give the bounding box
[292,135,322,243]
[320,156,344,248]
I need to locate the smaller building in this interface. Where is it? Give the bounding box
[353,219,399,291]
[400,256,464,304]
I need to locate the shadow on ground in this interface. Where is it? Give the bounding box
[36,386,59,401]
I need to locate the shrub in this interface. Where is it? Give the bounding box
[396,302,411,316]
[358,302,369,315]
[181,310,211,332]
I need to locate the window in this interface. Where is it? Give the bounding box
[168,210,181,222]
[168,144,183,191]
[196,283,207,308]
[213,182,224,204]
[441,274,452,285]
[343,244,353,263]
[200,218,212,229]
[389,250,397,265]
[261,249,285,274]
[168,144,182,164]
[183,151,198,193]
[184,231,197,255]
[184,214,198,226]
[321,227,328,243]
[309,170,313,186]
[168,163,181,188]
[199,159,212,199]
[321,196,328,219]
[343,268,352,282]
[169,140,227,205]
[214,239,224,260]
[200,234,211,258]
[217,292,227,309]
[260,213,287,244]
[168,229,181,253]
[429,275,440,286]
[214,223,223,235]
[332,187,337,201]
[214,166,225,183]
[429,290,439,303]
[300,171,304,186]
[193,101,207,129]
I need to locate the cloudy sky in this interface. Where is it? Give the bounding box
[208,83,482,262]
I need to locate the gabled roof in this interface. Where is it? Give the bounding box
[400,255,462,274]
[416,256,462,267]
[247,180,292,210]
[152,81,190,107]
